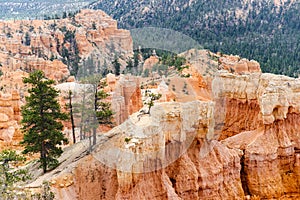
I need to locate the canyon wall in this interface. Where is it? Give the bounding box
[218,71,300,199]
[30,100,244,200]
[16,48,300,199]
[34,67,300,199]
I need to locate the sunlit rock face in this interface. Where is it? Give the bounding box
[110,74,143,126]
[40,100,244,199]
[0,90,22,149]
[25,53,300,199]
[215,70,300,198]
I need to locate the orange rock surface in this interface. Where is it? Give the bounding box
[218,55,261,75]
[0,9,133,83]
[38,68,300,199]
[0,90,22,150]
[143,55,159,71]
[110,74,143,125]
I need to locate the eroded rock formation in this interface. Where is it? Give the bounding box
[0,9,132,85]
[0,8,134,149]
[0,90,22,150]
[19,49,300,200]
[143,55,159,72]
[42,68,300,199]
[29,100,244,199]
[110,74,143,125]
[217,71,300,198]
[218,55,261,75]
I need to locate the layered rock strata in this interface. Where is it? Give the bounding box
[29,100,244,199]
[216,70,300,198]
[0,90,22,149]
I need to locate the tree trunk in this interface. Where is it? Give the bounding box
[41,142,47,173]
[89,132,92,153]
[93,87,98,146]
[69,91,76,144]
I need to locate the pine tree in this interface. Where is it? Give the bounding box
[144,92,162,114]
[24,32,31,46]
[21,70,68,173]
[0,150,30,199]
[112,56,121,76]
[79,75,113,150]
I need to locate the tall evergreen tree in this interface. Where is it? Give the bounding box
[21,70,68,173]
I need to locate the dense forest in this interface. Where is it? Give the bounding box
[90,0,300,77]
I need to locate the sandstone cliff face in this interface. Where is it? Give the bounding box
[109,74,143,125]
[29,100,244,200]
[143,55,159,72]
[218,55,261,75]
[67,70,300,199]
[215,70,300,198]
[23,51,300,200]
[0,90,22,150]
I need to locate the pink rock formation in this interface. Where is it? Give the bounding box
[31,101,244,199]
[0,9,133,83]
[24,55,300,199]
[0,90,22,149]
[143,55,159,71]
[110,74,143,125]
[216,70,300,198]
[218,55,261,75]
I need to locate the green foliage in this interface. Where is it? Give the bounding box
[92,22,97,30]
[144,91,162,114]
[126,57,133,70]
[178,65,189,72]
[124,56,139,75]
[143,69,150,77]
[29,26,34,32]
[21,70,68,173]
[65,90,76,144]
[62,12,67,19]
[57,29,80,76]
[6,31,12,38]
[95,89,114,125]
[92,0,300,77]
[124,137,131,143]
[112,56,121,76]
[25,32,31,46]
[172,84,176,91]
[31,181,55,200]
[0,150,30,199]
[77,74,113,149]
[49,54,55,61]
[133,52,139,68]
[160,54,186,70]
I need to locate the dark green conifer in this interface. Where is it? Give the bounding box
[21,70,68,173]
